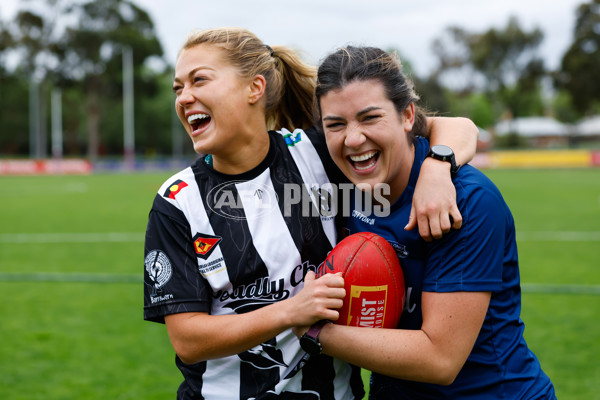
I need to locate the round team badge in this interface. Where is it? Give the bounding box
[145,250,173,291]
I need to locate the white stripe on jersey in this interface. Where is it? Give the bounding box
[278,128,337,249]
[202,358,241,399]
[332,358,357,399]
[157,167,232,295]
[236,168,302,294]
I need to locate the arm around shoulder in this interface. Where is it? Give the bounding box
[425,116,478,166]
[406,117,478,239]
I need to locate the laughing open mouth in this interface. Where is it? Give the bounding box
[348,150,380,171]
[187,113,211,131]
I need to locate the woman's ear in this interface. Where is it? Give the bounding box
[402,102,415,132]
[248,75,267,105]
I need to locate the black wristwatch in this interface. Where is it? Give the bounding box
[299,320,330,356]
[427,145,460,176]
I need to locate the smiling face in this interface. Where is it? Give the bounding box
[173,44,265,163]
[320,79,415,203]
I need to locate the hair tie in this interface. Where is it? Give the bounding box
[265,45,274,57]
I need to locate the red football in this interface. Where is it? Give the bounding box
[317,232,405,329]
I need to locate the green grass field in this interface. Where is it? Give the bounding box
[1,168,599,399]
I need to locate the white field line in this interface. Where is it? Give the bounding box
[0,232,144,243]
[521,283,600,295]
[1,231,600,243]
[0,272,139,283]
[517,231,600,241]
[1,232,599,293]
[0,272,598,294]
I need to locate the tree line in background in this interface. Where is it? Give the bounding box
[0,0,599,159]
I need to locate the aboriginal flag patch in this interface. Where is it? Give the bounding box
[192,233,222,260]
[164,179,188,199]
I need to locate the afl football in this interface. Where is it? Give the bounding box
[317,232,405,329]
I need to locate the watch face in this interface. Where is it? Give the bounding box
[431,145,453,157]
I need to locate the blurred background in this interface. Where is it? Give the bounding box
[0,1,599,399]
[0,0,599,170]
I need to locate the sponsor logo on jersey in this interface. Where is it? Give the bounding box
[215,259,318,314]
[192,233,222,260]
[198,257,225,276]
[389,241,409,258]
[144,249,173,297]
[163,179,188,199]
[215,277,291,313]
[291,260,319,287]
[207,180,278,220]
[282,130,302,147]
[352,209,375,225]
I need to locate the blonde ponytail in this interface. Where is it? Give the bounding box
[181,28,316,131]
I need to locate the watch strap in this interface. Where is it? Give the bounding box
[305,319,329,339]
[300,320,330,356]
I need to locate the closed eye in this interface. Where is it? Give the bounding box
[362,114,381,122]
[323,116,346,131]
[325,122,344,129]
[357,106,384,123]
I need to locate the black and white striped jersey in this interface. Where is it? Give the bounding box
[144,127,363,400]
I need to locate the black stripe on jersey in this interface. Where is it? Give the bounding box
[301,355,365,399]
[175,355,207,399]
[239,338,281,399]
[303,127,350,238]
[304,126,350,187]
[301,354,337,398]
[350,364,366,399]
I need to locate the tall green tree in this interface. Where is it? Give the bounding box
[384,47,450,115]
[0,15,14,78]
[3,0,166,159]
[6,0,69,157]
[0,17,31,154]
[555,0,600,115]
[431,16,546,119]
[56,0,164,161]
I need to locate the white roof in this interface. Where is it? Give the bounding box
[494,117,570,137]
[575,115,600,136]
[478,127,492,143]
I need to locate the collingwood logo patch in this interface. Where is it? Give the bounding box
[145,250,173,296]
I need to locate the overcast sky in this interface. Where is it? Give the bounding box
[1,0,585,75]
